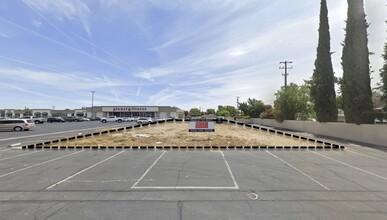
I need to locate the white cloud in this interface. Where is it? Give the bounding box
[0,68,130,90]
[133,69,174,82]
[31,19,43,28]
[0,31,13,38]
[23,0,92,36]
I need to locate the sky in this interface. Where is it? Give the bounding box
[0,0,385,111]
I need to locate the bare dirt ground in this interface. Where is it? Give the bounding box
[59,122,319,146]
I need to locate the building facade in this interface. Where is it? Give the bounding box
[0,106,184,119]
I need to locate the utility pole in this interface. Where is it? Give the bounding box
[91,91,95,119]
[279,61,293,88]
[235,96,240,117]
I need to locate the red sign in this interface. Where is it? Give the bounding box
[195,122,208,128]
[189,121,215,132]
[112,107,147,112]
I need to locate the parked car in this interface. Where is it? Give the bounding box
[149,117,158,123]
[47,117,66,122]
[157,117,166,122]
[0,119,35,131]
[101,116,124,123]
[20,116,45,124]
[64,117,83,122]
[123,117,135,122]
[136,117,150,124]
[89,117,101,121]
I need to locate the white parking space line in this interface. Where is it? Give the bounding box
[221,151,239,189]
[133,186,238,190]
[265,150,330,190]
[131,151,166,189]
[0,150,41,161]
[345,149,387,162]
[0,151,83,178]
[310,150,387,181]
[131,151,239,190]
[46,150,127,190]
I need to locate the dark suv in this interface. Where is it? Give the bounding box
[47,117,65,122]
[64,117,83,122]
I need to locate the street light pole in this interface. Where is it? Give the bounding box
[91,91,95,119]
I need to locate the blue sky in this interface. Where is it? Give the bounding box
[0,0,385,111]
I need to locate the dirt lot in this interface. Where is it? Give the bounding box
[59,122,318,146]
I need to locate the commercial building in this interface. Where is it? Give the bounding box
[0,106,184,119]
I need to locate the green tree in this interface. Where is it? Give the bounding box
[310,0,338,122]
[238,98,266,118]
[205,108,216,115]
[217,105,237,117]
[217,109,230,117]
[380,40,387,110]
[341,0,374,124]
[274,83,314,122]
[188,108,201,116]
[336,95,344,110]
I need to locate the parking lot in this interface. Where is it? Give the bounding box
[0,122,386,219]
[0,121,137,149]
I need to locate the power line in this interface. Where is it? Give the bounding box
[91,91,95,118]
[235,96,240,117]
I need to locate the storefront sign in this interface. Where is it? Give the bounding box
[102,107,158,112]
[189,121,215,132]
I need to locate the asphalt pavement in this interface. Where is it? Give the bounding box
[0,121,136,148]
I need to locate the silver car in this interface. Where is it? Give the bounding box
[0,119,36,131]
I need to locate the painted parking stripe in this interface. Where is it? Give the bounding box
[310,150,387,181]
[221,151,239,189]
[132,151,239,190]
[265,150,330,190]
[346,149,386,162]
[0,150,41,161]
[46,150,127,189]
[131,151,167,189]
[0,151,83,178]
[133,186,238,190]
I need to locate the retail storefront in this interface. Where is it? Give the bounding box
[1,106,184,119]
[103,106,158,117]
[95,106,183,118]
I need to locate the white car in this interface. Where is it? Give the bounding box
[123,117,134,122]
[137,117,150,124]
[101,116,124,123]
[157,117,166,122]
[0,119,36,131]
